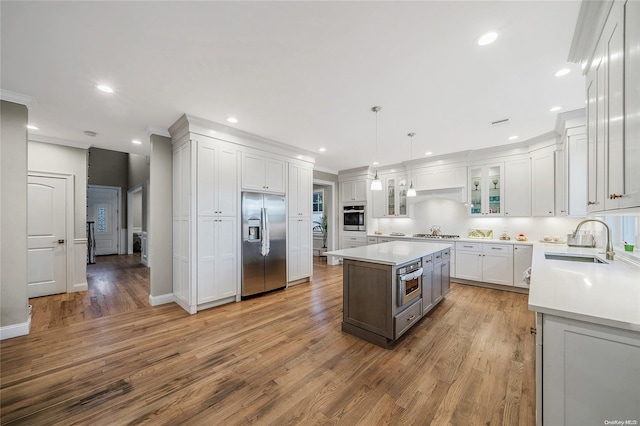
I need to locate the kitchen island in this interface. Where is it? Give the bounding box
[326,241,452,348]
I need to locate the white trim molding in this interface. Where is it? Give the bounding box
[1,89,36,109]
[0,315,31,340]
[149,293,175,306]
[73,238,88,291]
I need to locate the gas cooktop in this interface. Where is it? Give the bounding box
[413,234,460,239]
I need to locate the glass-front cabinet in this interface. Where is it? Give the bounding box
[468,164,503,216]
[372,174,409,218]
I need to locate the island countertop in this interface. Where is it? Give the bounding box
[325,241,452,266]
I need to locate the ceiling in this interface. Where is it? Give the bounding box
[1,1,585,173]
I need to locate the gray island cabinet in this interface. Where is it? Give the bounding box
[326,241,451,348]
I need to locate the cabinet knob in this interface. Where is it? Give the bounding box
[561,210,566,213]
[548,211,552,214]
[505,212,509,215]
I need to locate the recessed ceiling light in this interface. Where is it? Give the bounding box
[227,117,238,123]
[508,135,519,140]
[477,31,498,46]
[132,139,142,145]
[555,68,571,77]
[424,151,433,156]
[96,84,114,93]
[318,147,326,152]
[373,161,379,165]
[550,106,562,112]
[27,125,39,130]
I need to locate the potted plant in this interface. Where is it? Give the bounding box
[313,215,328,255]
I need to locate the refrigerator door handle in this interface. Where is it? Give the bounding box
[261,207,270,256]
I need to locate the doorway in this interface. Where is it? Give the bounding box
[127,184,143,262]
[87,185,121,256]
[312,179,338,265]
[27,174,70,298]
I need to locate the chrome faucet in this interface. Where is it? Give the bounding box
[572,219,615,260]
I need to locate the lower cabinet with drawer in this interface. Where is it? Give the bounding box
[455,241,516,287]
[395,299,422,338]
[342,235,367,249]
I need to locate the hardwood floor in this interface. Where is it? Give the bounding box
[1,257,536,425]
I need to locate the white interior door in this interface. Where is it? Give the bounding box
[88,186,119,255]
[28,175,67,298]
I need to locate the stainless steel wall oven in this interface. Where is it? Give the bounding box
[343,205,365,231]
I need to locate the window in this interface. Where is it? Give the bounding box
[96,206,107,233]
[313,190,323,213]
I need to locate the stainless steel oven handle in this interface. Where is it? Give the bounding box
[398,268,423,281]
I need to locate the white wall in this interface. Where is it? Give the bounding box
[28,141,87,239]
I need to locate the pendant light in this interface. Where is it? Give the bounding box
[407,132,417,197]
[371,106,383,191]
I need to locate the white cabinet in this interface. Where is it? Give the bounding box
[372,174,409,218]
[197,217,237,304]
[342,235,367,249]
[172,134,240,313]
[565,126,588,216]
[197,140,238,217]
[584,1,640,212]
[540,314,640,425]
[242,152,286,193]
[341,179,367,203]
[287,162,312,218]
[503,158,531,217]
[531,147,556,216]
[288,217,311,282]
[455,241,514,286]
[455,242,483,281]
[468,164,503,216]
[623,1,640,209]
[481,243,513,286]
[287,161,312,283]
[513,245,533,288]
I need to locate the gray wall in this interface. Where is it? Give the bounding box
[88,147,129,226]
[1,101,29,328]
[128,153,149,231]
[313,170,338,183]
[28,141,87,238]
[149,134,173,298]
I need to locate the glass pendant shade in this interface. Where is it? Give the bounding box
[371,170,382,191]
[407,182,416,197]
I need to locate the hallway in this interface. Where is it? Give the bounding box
[28,254,150,332]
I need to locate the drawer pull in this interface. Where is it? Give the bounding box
[463,245,473,248]
[407,315,415,321]
[491,247,503,250]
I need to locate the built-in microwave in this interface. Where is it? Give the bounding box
[343,205,365,231]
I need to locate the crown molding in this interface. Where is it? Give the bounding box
[145,126,170,138]
[28,134,91,150]
[0,90,37,109]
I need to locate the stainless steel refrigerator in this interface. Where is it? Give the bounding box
[241,192,287,297]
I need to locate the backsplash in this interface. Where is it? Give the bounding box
[372,198,587,242]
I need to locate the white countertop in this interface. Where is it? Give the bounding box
[326,241,452,266]
[528,242,640,332]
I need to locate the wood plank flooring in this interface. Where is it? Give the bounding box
[1,257,535,425]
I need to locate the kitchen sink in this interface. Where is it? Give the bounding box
[544,253,608,264]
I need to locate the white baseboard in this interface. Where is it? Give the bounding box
[0,315,31,340]
[149,293,175,306]
[73,281,89,292]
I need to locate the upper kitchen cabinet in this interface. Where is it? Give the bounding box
[531,147,556,216]
[340,179,367,203]
[468,164,503,216]
[288,162,312,218]
[504,158,531,217]
[242,152,286,193]
[372,174,408,218]
[197,138,239,218]
[574,0,640,212]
